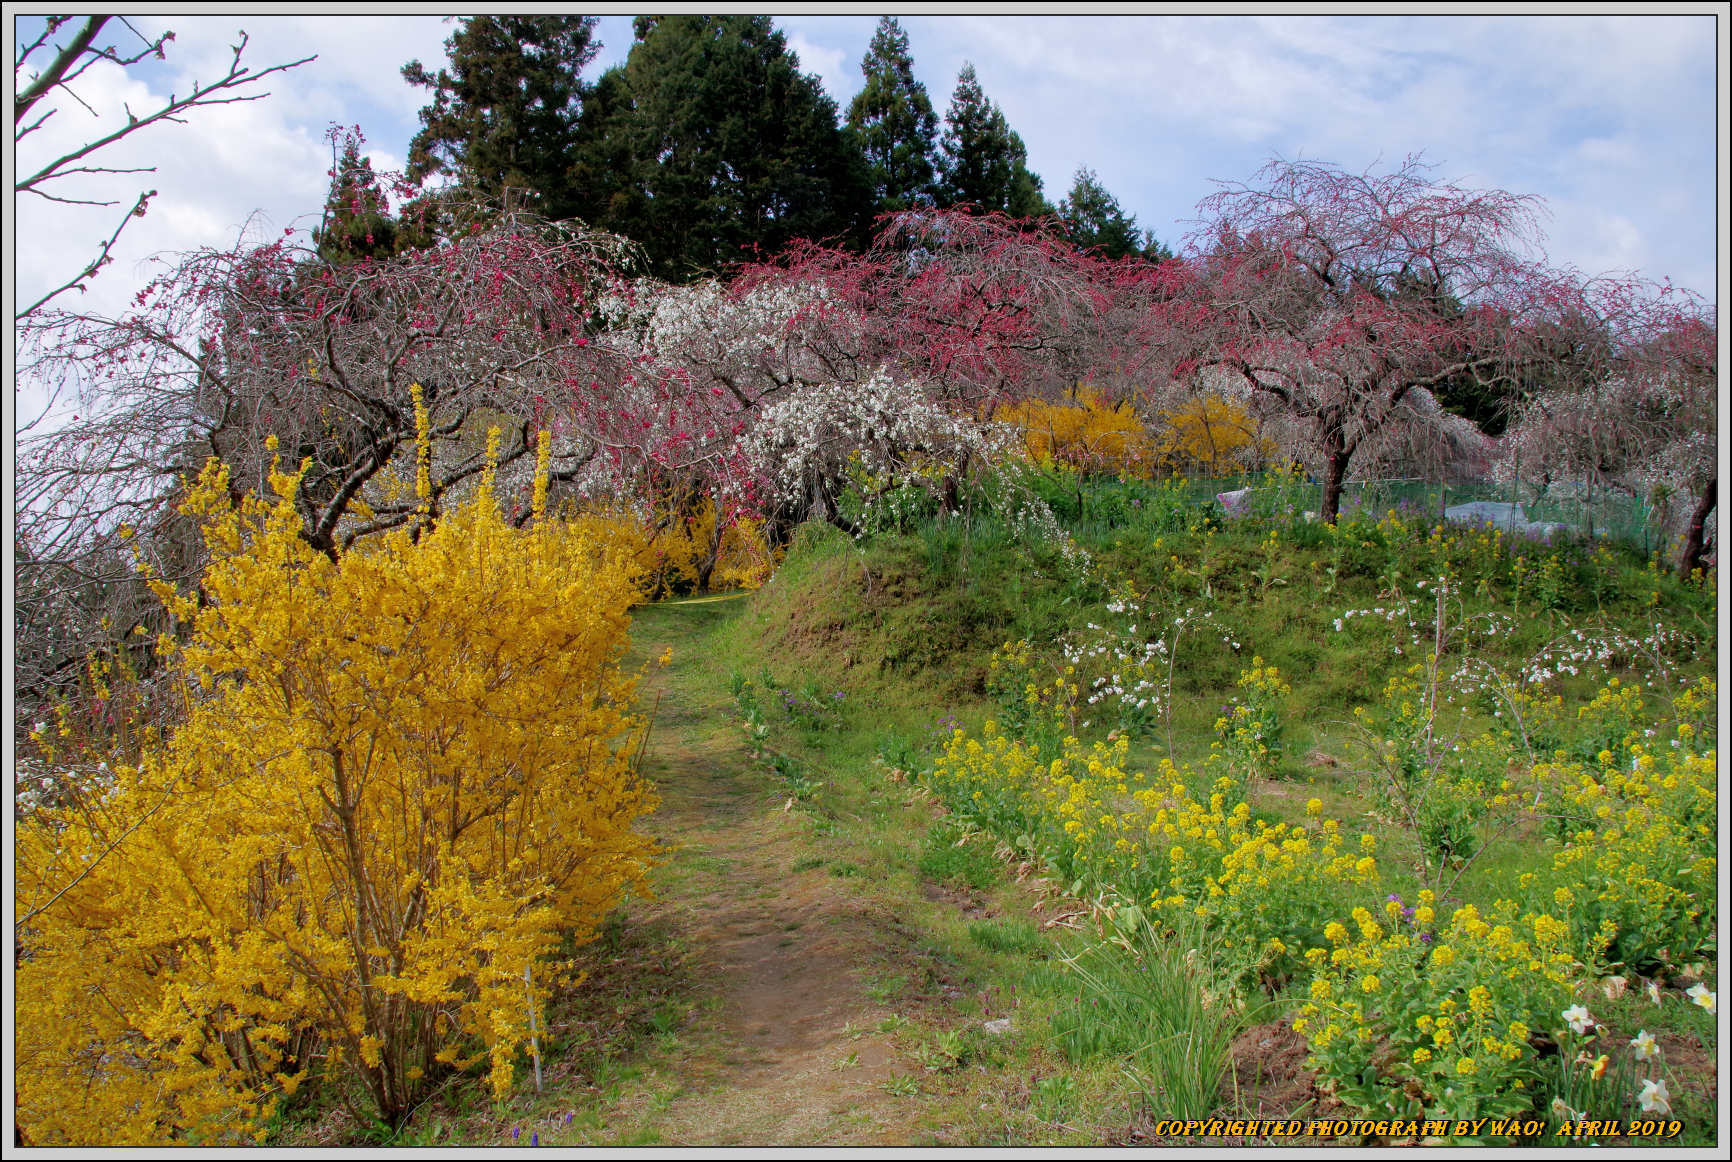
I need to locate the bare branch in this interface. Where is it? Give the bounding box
[14,20,314,318]
[13,15,108,123]
[18,189,156,317]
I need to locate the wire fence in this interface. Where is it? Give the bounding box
[1174,474,1673,555]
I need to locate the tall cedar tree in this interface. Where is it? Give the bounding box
[402,16,598,220]
[571,16,873,281]
[1059,166,1169,262]
[937,64,1050,218]
[845,17,939,212]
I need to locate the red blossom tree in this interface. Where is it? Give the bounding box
[14,194,651,719]
[1169,155,1555,523]
[709,209,1170,523]
[566,209,1170,553]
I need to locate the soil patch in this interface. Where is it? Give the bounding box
[1229,1018,1319,1119]
[616,641,919,1146]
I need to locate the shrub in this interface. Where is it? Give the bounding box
[14,438,658,1143]
[998,388,1155,478]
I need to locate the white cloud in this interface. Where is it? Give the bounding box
[1547,202,1662,283]
[786,33,851,107]
[871,13,1718,297]
[1574,137,1641,170]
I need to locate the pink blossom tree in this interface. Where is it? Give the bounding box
[1169,155,1554,523]
[1501,277,1716,578]
[14,197,643,716]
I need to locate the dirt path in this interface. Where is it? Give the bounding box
[621,601,919,1145]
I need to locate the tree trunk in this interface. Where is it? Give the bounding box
[1320,440,1351,525]
[694,507,724,594]
[940,473,960,518]
[1676,478,1716,581]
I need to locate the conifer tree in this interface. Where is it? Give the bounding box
[570,15,873,280]
[845,17,939,212]
[937,63,1050,217]
[402,16,598,220]
[312,139,399,264]
[1058,165,1168,261]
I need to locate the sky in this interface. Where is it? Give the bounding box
[9,9,1728,352]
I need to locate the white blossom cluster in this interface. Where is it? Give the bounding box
[643,279,836,364]
[1509,622,1694,691]
[1329,573,1697,706]
[1065,601,1242,733]
[975,459,1093,571]
[14,757,116,820]
[1000,488,1093,572]
[739,367,1001,510]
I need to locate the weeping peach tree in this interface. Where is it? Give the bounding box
[1499,277,1717,579]
[14,429,659,1143]
[1168,154,1554,524]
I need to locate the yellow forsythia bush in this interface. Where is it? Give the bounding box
[571,497,777,599]
[14,438,658,1143]
[1153,391,1273,476]
[997,388,1155,477]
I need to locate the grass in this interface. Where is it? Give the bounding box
[704,475,1715,1141]
[967,918,1047,957]
[1056,914,1267,1120]
[917,820,1002,892]
[268,470,1716,1147]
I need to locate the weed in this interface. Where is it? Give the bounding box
[967,918,1047,957]
[917,820,1001,892]
[882,1074,920,1097]
[1059,911,1262,1120]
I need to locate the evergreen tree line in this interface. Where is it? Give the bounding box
[322,15,1168,280]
